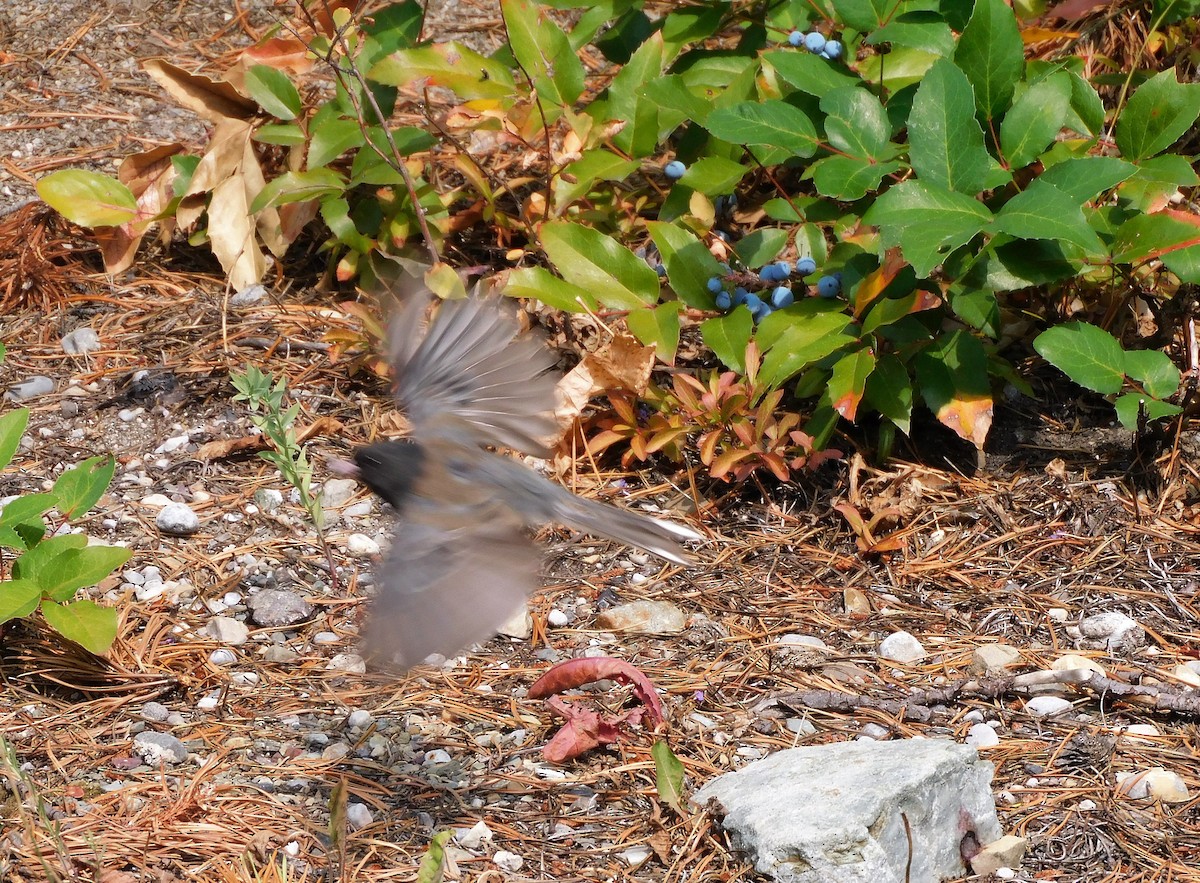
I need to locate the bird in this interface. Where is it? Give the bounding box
[332,281,702,668]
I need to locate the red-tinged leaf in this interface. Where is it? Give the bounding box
[1044,0,1117,21]
[931,393,994,448]
[529,656,666,727]
[760,452,791,481]
[646,426,689,453]
[698,429,722,465]
[833,502,870,540]
[709,448,754,479]
[829,348,877,422]
[852,248,908,319]
[586,429,631,456]
[542,697,625,762]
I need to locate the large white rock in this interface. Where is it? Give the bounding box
[693,738,1002,883]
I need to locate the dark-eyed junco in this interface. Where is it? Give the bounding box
[333,285,701,668]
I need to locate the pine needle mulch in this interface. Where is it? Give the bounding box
[1,254,1200,883]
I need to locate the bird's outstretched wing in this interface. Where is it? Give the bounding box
[388,291,561,456]
[365,500,539,668]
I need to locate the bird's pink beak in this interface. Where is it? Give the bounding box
[327,457,361,479]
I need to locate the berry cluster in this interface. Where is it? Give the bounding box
[787,29,843,60]
[706,257,842,323]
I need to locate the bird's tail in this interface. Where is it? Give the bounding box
[550,491,702,566]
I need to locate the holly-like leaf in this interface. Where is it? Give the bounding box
[700,309,753,374]
[1033,321,1126,395]
[626,303,681,364]
[915,330,993,448]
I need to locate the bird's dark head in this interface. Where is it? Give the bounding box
[348,441,425,510]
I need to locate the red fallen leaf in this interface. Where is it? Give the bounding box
[542,697,628,762]
[528,656,665,728]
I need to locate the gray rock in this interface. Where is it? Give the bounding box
[966,723,1000,749]
[878,630,926,663]
[230,284,268,307]
[322,478,358,508]
[156,502,200,536]
[209,648,236,666]
[62,327,101,355]
[326,653,366,674]
[346,533,380,557]
[971,643,1022,674]
[248,589,312,627]
[346,802,373,830]
[140,702,170,722]
[346,709,374,730]
[263,644,299,663]
[205,616,249,646]
[594,599,686,634]
[1024,696,1073,717]
[693,738,1002,883]
[133,732,188,766]
[1079,611,1144,652]
[6,375,54,400]
[253,488,283,512]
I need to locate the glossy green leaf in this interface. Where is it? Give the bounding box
[990,180,1105,254]
[54,455,116,521]
[244,65,302,120]
[758,312,857,390]
[908,59,991,194]
[626,303,681,364]
[647,221,722,308]
[0,408,28,471]
[678,156,747,197]
[321,197,372,254]
[1033,322,1126,394]
[254,123,307,146]
[502,0,585,108]
[652,739,686,814]
[1000,72,1071,169]
[915,330,993,448]
[953,0,1023,120]
[553,151,640,209]
[250,169,345,213]
[1113,394,1181,429]
[39,545,132,602]
[0,579,42,623]
[539,222,659,308]
[370,44,517,100]
[828,348,876,422]
[1038,157,1137,203]
[833,0,903,32]
[705,100,820,156]
[700,309,753,373]
[1111,212,1200,266]
[1123,350,1181,400]
[733,229,790,269]
[1117,155,1199,213]
[866,14,955,56]
[40,599,118,655]
[12,534,86,584]
[812,156,905,201]
[864,353,913,434]
[503,267,596,312]
[308,117,365,170]
[863,181,992,277]
[1115,69,1200,161]
[37,170,137,228]
[1065,71,1105,136]
[762,50,860,98]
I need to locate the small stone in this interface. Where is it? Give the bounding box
[135,581,165,602]
[1051,654,1105,676]
[312,631,340,645]
[971,643,1021,674]
[1024,696,1073,717]
[859,723,890,740]
[455,820,493,849]
[133,732,188,765]
[970,835,1027,876]
[497,606,531,639]
[878,631,925,663]
[6,376,54,400]
[966,723,1000,749]
[322,479,358,508]
[263,645,299,663]
[546,608,570,628]
[156,503,200,536]
[345,802,373,830]
[1046,607,1069,622]
[205,616,249,646]
[209,648,236,666]
[141,494,173,508]
[1117,767,1191,802]
[424,749,452,765]
[62,328,101,355]
[775,634,832,665]
[230,284,268,307]
[492,851,523,872]
[1171,663,1200,688]
[346,533,380,557]
[253,488,283,512]
[326,653,366,674]
[248,589,312,627]
[346,709,373,730]
[594,600,686,634]
[785,718,817,736]
[140,702,170,722]
[620,845,652,868]
[1117,723,1160,746]
[843,587,871,615]
[1078,611,1144,651]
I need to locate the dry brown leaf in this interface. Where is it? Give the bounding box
[197,435,264,460]
[142,58,257,123]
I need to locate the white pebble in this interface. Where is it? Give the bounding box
[1024,696,1073,717]
[345,803,373,830]
[547,608,570,627]
[347,533,380,557]
[492,851,523,872]
[209,648,236,666]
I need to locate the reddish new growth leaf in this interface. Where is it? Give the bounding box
[529,657,667,763]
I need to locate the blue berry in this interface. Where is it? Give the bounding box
[654,263,666,277]
[707,276,724,293]
[742,292,763,312]
[752,302,773,323]
[759,264,782,283]
[797,257,817,276]
[774,260,792,277]
[718,263,731,273]
[817,274,841,297]
[771,286,795,309]
[823,40,843,59]
[804,31,826,53]
[788,30,805,47]
[714,290,732,310]
[664,160,687,179]
[732,287,750,306]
